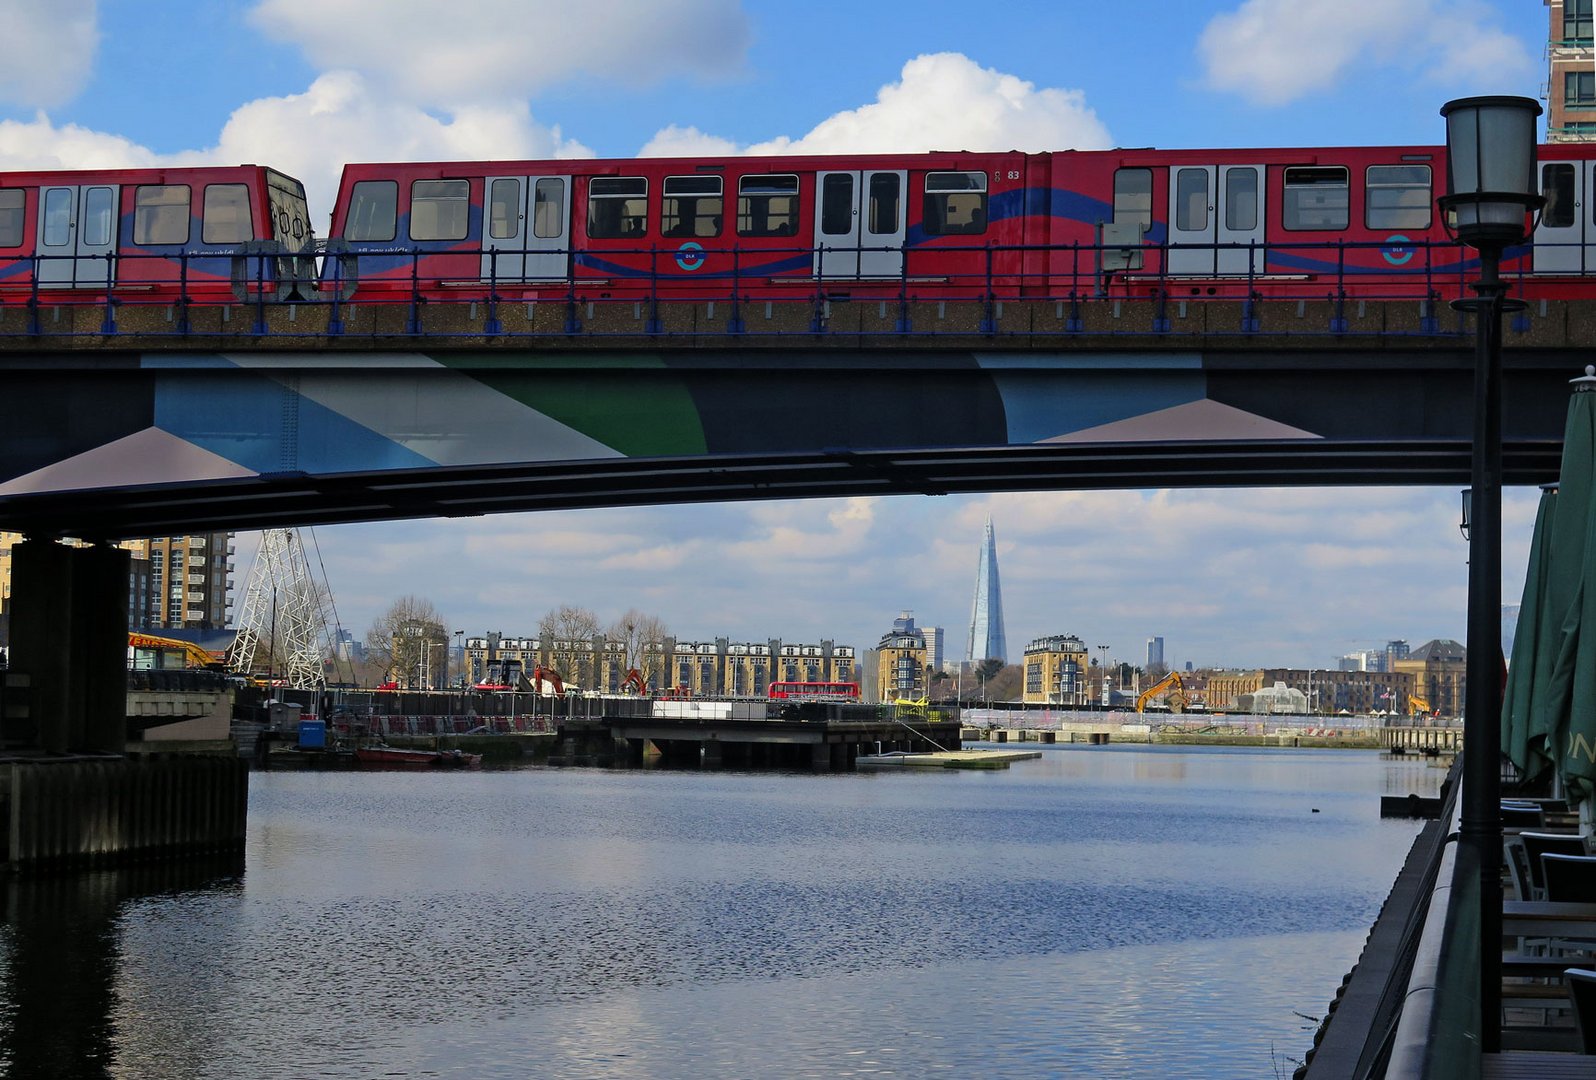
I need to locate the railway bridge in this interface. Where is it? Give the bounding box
[0,292,1586,865]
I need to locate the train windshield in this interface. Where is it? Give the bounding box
[266,170,315,283]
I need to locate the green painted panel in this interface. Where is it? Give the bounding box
[468,370,707,457]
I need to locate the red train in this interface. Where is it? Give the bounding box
[0,165,314,305]
[4,143,1596,312]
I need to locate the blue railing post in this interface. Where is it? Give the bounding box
[484,248,503,336]
[100,251,117,336]
[26,254,40,336]
[252,248,268,336]
[405,248,422,334]
[1241,242,1260,332]
[176,250,190,336]
[727,244,745,334]
[1331,239,1349,333]
[646,244,662,334]
[896,239,910,333]
[1153,240,1171,332]
[978,242,996,334]
[327,254,346,337]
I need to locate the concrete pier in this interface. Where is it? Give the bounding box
[559,712,957,770]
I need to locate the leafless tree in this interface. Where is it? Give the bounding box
[366,596,448,687]
[606,609,671,685]
[537,604,603,684]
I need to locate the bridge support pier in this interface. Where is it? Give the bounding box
[7,539,128,754]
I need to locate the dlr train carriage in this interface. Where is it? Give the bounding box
[7,143,1596,312]
[315,141,1596,304]
[0,165,314,304]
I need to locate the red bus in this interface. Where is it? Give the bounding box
[767,681,860,701]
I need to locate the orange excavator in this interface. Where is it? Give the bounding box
[1136,671,1187,713]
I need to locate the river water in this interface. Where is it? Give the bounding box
[0,745,1442,1079]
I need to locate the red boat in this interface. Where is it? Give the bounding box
[353,745,482,770]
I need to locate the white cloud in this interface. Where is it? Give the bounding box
[0,0,98,109]
[0,113,159,170]
[1198,0,1536,106]
[640,53,1111,157]
[248,0,751,108]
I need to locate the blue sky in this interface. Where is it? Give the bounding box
[0,0,1557,670]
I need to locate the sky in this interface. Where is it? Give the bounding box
[0,0,1560,671]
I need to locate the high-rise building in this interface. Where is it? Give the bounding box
[966,518,1007,665]
[127,533,234,630]
[1146,636,1165,670]
[927,626,945,673]
[1547,1,1596,141]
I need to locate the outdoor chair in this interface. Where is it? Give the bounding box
[1567,968,1596,1053]
[1505,835,1535,901]
[1502,802,1545,829]
[1521,831,1590,900]
[1544,853,1596,903]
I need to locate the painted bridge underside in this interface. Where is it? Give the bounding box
[0,344,1576,538]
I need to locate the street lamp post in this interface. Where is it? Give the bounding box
[1440,94,1543,1054]
[1097,644,1110,708]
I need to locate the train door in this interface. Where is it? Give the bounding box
[813,169,907,278]
[1166,165,1265,276]
[36,184,118,288]
[482,175,570,281]
[1534,160,1596,274]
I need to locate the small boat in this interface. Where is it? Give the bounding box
[353,745,483,770]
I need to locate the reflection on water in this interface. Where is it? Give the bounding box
[0,746,1436,1078]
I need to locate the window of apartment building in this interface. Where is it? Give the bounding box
[1569,70,1596,112]
[1568,0,1594,44]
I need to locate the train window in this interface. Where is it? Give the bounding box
[1365,165,1431,230]
[134,185,190,245]
[820,174,854,235]
[924,171,988,235]
[202,184,253,244]
[1175,168,1209,231]
[1113,169,1152,228]
[533,179,564,238]
[1282,167,1348,230]
[0,190,21,247]
[82,187,115,247]
[737,174,799,237]
[869,173,900,233]
[662,175,723,238]
[42,188,71,247]
[410,179,469,241]
[588,177,648,239]
[346,181,397,242]
[1543,163,1576,229]
[489,179,520,240]
[1224,167,1258,231]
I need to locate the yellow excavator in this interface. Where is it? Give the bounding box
[1409,694,1433,716]
[1136,672,1187,713]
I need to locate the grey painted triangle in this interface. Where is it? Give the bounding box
[1040,399,1321,443]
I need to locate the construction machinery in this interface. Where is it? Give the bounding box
[1136,672,1187,713]
[127,632,224,671]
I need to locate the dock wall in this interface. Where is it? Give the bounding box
[3,756,248,870]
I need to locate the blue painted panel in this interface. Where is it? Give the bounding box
[153,373,435,474]
[996,371,1207,443]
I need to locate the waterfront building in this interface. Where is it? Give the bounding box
[1339,649,1387,673]
[1391,639,1466,718]
[1547,0,1596,141]
[126,533,235,631]
[878,612,929,701]
[1207,667,1421,715]
[1235,681,1309,714]
[1023,634,1090,705]
[464,633,853,696]
[966,518,1007,665]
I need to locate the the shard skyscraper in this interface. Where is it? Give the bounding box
[966,518,1008,665]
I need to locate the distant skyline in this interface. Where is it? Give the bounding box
[0,0,1551,669]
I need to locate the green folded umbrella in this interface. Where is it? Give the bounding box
[1502,486,1557,782]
